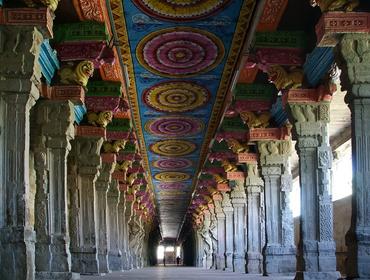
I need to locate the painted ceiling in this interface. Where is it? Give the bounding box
[112,0,256,238]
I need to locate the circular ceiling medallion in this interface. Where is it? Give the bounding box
[133,0,231,22]
[145,116,204,137]
[153,158,193,170]
[158,182,187,190]
[143,81,210,113]
[136,27,225,77]
[150,139,196,156]
[154,171,190,182]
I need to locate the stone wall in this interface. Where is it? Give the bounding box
[294,195,352,275]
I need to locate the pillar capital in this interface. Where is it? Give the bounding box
[258,140,292,166]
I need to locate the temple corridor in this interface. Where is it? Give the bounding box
[81,267,292,280]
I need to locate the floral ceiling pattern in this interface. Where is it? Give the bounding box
[115,0,256,237]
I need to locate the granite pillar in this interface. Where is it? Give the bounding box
[200,209,213,269]
[69,135,104,274]
[337,33,370,280]
[208,204,218,269]
[231,180,246,273]
[107,180,123,271]
[258,140,296,275]
[125,197,134,269]
[196,228,205,267]
[31,100,78,279]
[117,189,129,270]
[222,192,234,272]
[245,162,264,274]
[0,26,44,280]
[95,157,116,274]
[286,101,339,279]
[213,195,226,270]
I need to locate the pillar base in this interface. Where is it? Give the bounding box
[294,271,341,280]
[121,251,130,270]
[233,253,245,273]
[108,252,123,271]
[216,255,225,270]
[0,227,36,280]
[36,272,80,280]
[263,245,296,275]
[72,251,99,275]
[247,252,262,274]
[97,254,109,274]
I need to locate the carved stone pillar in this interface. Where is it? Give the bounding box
[117,188,129,270]
[231,180,246,273]
[222,192,234,271]
[125,197,134,269]
[0,25,44,279]
[213,194,226,270]
[31,100,77,279]
[69,135,104,274]
[258,140,296,275]
[95,155,116,274]
[337,34,370,280]
[286,100,339,279]
[201,209,213,269]
[195,227,204,267]
[208,204,218,270]
[245,161,264,274]
[107,180,123,271]
[129,211,141,269]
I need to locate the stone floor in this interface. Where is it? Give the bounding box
[81,266,293,280]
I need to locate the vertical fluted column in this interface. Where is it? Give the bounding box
[95,156,116,274]
[286,96,339,279]
[125,196,134,269]
[0,26,44,279]
[117,189,129,270]
[213,194,226,270]
[107,180,122,271]
[337,33,370,280]
[245,161,264,274]
[70,135,104,274]
[231,180,246,273]
[32,100,76,279]
[222,192,234,271]
[258,140,296,275]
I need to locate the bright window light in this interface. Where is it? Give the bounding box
[157,245,164,260]
[165,246,174,252]
[176,246,181,257]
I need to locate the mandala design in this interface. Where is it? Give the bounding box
[143,81,210,112]
[158,182,187,190]
[133,0,231,22]
[153,158,193,170]
[154,171,190,182]
[150,139,196,156]
[145,116,204,137]
[136,27,225,77]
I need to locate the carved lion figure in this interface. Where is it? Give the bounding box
[116,160,133,172]
[240,111,270,129]
[59,60,94,87]
[103,139,127,153]
[226,139,249,154]
[221,160,238,172]
[87,111,113,128]
[310,0,359,12]
[267,65,304,90]
[127,172,138,185]
[24,0,60,11]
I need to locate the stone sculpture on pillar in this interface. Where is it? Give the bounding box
[0,25,45,279]
[117,186,130,270]
[337,34,370,280]
[69,133,104,274]
[213,194,226,270]
[31,100,77,279]
[107,180,123,271]
[230,179,246,273]
[245,160,264,274]
[208,204,218,270]
[221,192,234,271]
[200,209,213,269]
[95,155,116,274]
[258,140,296,275]
[285,88,340,279]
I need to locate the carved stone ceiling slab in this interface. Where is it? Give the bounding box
[110,0,256,237]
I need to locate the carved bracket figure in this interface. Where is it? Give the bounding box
[24,0,60,11]
[226,138,249,154]
[310,0,359,12]
[87,111,113,128]
[240,111,270,129]
[102,139,127,153]
[58,60,94,87]
[267,65,304,90]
